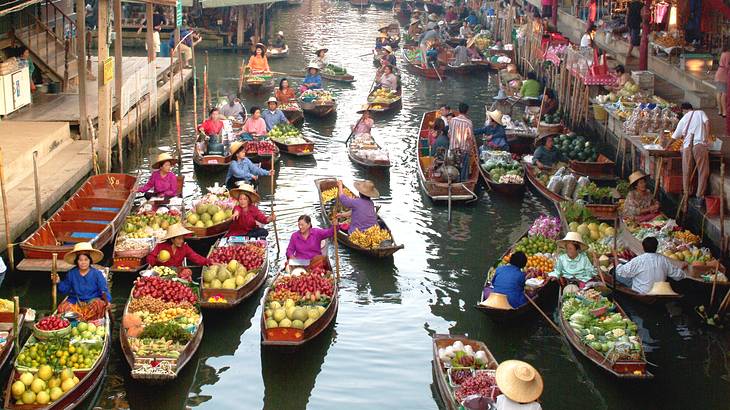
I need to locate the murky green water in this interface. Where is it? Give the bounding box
[2,2,729,409]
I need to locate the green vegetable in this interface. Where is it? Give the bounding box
[139,322,192,344]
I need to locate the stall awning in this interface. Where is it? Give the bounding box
[182,0,283,8]
[0,0,42,17]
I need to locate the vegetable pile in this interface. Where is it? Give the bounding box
[481,151,523,184]
[554,133,599,162]
[300,89,334,104]
[436,340,500,404]
[269,124,308,145]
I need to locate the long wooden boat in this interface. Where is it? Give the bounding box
[270,133,315,157]
[120,280,204,382]
[281,103,305,126]
[266,45,289,59]
[557,287,653,379]
[0,308,26,372]
[298,97,337,117]
[19,173,138,270]
[402,46,446,80]
[193,150,230,172]
[346,133,391,168]
[478,161,525,196]
[320,70,355,83]
[243,75,275,95]
[431,334,499,410]
[371,0,393,7]
[416,111,478,202]
[286,0,302,5]
[569,154,617,181]
[314,178,403,258]
[598,271,682,305]
[200,238,270,309]
[4,308,111,409]
[438,48,490,75]
[261,258,339,347]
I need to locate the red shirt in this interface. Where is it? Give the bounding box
[146,242,209,267]
[226,205,267,237]
[199,119,224,136]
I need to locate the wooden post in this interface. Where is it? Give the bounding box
[32,151,42,228]
[721,162,726,255]
[76,0,88,140]
[51,253,58,312]
[89,117,99,175]
[117,122,123,172]
[146,3,155,62]
[236,6,245,49]
[192,43,198,132]
[176,101,182,167]
[12,296,18,355]
[0,149,14,271]
[98,0,112,174]
[113,0,123,124]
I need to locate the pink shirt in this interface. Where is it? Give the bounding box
[137,170,178,197]
[242,117,268,136]
[286,227,334,260]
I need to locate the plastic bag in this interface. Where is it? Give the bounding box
[573,176,590,200]
[547,175,563,194]
[553,166,567,178]
[561,174,577,198]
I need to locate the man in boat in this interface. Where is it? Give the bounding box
[219,95,245,120]
[53,242,111,321]
[488,251,529,308]
[532,132,560,169]
[466,10,479,27]
[436,104,453,130]
[147,224,210,268]
[271,31,286,49]
[198,108,226,156]
[614,236,686,295]
[425,41,440,68]
[262,97,290,132]
[335,180,379,234]
[448,103,475,181]
[225,141,271,189]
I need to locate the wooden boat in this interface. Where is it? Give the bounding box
[261,258,339,346]
[286,0,302,5]
[346,132,392,168]
[367,88,402,114]
[242,74,275,95]
[281,103,305,126]
[349,0,369,6]
[199,238,270,309]
[0,307,25,372]
[431,334,499,410]
[478,162,525,196]
[598,271,682,305]
[298,96,337,117]
[193,150,230,172]
[416,111,478,202]
[557,286,653,379]
[402,46,446,80]
[266,45,289,59]
[569,154,617,181]
[320,70,355,83]
[437,48,490,75]
[271,136,315,157]
[120,281,204,382]
[19,174,138,271]
[5,308,111,409]
[314,178,403,258]
[371,0,393,7]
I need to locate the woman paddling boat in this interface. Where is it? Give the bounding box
[226,184,275,239]
[334,179,379,234]
[314,48,355,83]
[53,242,111,321]
[137,153,181,200]
[225,141,271,189]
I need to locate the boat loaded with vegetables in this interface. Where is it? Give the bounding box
[268,123,314,157]
[478,150,525,195]
[261,257,338,346]
[120,269,203,381]
[298,89,337,117]
[200,238,269,309]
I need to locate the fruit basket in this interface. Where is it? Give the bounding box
[33,317,71,340]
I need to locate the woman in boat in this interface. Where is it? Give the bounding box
[445,6,458,22]
[53,242,111,321]
[286,215,334,263]
[226,184,275,238]
[378,64,399,90]
[247,43,270,74]
[542,89,559,115]
[271,31,286,49]
[494,360,543,410]
[352,106,374,135]
[380,46,397,67]
[300,65,322,92]
[275,78,297,104]
[375,32,388,50]
[147,223,210,267]
[622,171,660,222]
[452,38,470,66]
[549,232,596,287]
[532,132,560,169]
[459,20,473,39]
[137,152,179,199]
[241,106,268,137]
[430,119,449,158]
[335,179,379,234]
[489,251,529,308]
[407,19,422,40]
[225,141,270,189]
[474,109,508,151]
[314,48,329,70]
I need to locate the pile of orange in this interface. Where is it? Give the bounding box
[526,255,554,274]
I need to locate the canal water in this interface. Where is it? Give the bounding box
[2,1,729,409]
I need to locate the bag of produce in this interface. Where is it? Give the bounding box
[547,175,563,194]
[553,166,567,178]
[561,174,577,198]
[573,176,590,200]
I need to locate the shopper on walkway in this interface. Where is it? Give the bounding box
[670,102,710,208]
[625,0,643,58]
[715,51,730,117]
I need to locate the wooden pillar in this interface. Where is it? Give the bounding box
[98,0,112,173]
[638,0,651,70]
[146,4,155,62]
[113,0,123,122]
[76,0,88,140]
[236,6,245,48]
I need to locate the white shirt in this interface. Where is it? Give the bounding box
[672,109,709,148]
[616,252,685,294]
[496,395,542,410]
[580,33,592,48]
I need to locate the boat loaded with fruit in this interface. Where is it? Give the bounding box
[111,207,182,273]
[267,123,314,157]
[0,298,26,372]
[184,190,237,240]
[200,238,269,308]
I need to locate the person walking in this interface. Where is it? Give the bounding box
[670,102,710,208]
[625,0,643,58]
[715,50,730,117]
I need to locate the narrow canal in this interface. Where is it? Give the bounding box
[2,1,729,409]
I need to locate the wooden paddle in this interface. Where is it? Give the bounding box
[270,153,280,256]
[51,253,58,312]
[524,291,562,334]
[332,200,341,281]
[12,296,19,355]
[0,148,13,271]
[430,61,443,82]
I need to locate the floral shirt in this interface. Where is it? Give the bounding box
[622,189,657,218]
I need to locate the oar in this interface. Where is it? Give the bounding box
[270,153,280,256]
[238,63,245,94]
[340,113,365,145]
[12,296,19,355]
[332,200,341,281]
[524,291,562,334]
[51,253,58,312]
[430,62,443,82]
[446,163,452,222]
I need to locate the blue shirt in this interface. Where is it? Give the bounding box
[226,157,270,184]
[169,28,193,49]
[476,124,508,150]
[261,109,288,131]
[58,267,111,304]
[303,74,322,89]
[466,15,479,25]
[491,264,527,308]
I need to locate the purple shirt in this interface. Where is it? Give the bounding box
[137,170,178,197]
[286,227,334,260]
[339,194,378,234]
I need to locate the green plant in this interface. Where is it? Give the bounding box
[560,201,593,224]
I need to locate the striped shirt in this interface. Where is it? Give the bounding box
[448,115,474,152]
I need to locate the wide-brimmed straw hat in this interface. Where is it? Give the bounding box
[558,231,588,251]
[163,223,193,241]
[356,104,373,114]
[229,183,261,203]
[410,18,420,26]
[487,109,503,126]
[353,180,380,199]
[255,42,267,52]
[151,152,178,170]
[314,47,328,55]
[63,242,104,265]
[266,96,279,105]
[628,170,649,188]
[383,45,393,53]
[480,292,512,310]
[535,130,559,146]
[229,140,246,157]
[496,360,544,404]
[306,63,320,71]
[277,31,284,36]
[646,281,678,296]
[379,24,392,32]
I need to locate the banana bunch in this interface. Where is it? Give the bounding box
[349,226,392,249]
[321,187,354,203]
[0,299,14,312]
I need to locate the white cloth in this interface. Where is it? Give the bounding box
[616,252,685,294]
[495,395,542,410]
[144,31,161,53]
[580,33,592,48]
[672,110,709,148]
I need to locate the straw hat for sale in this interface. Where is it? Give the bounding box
[229,140,246,157]
[496,360,544,404]
[486,109,503,126]
[353,180,380,199]
[63,242,104,265]
[356,104,373,114]
[628,170,649,189]
[151,152,178,170]
[163,223,193,241]
[266,96,279,105]
[314,47,328,55]
[558,232,588,251]
[230,183,261,203]
[480,292,512,310]
[383,45,393,53]
[646,281,678,296]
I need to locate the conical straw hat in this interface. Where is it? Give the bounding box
[646,281,678,296]
[496,360,544,403]
[480,292,512,310]
[63,242,104,265]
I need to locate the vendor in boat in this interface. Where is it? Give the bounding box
[226,184,275,239]
[430,120,449,158]
[286,215,334,263]
[519,71,542,99]
[271,31,286,49]
[225,141,270,189]
[437,21,450,42]
[465,10,479,26]
[549,232,596,287]
[262,97,289,131]
[137,153,179,200]
[474,109,508,151]
[542,89,558,116]
[380,46,397,67]
[419,24,439,47]
[353,105,374,134]
[219,95,245,120]
[375,32,389,50]
[436,104,453,130]
[378,64,399,90]
[622,171,661,222]
[532,132,560,169]
[241,106,268,137]
[301,65,322,92]
[425,41,440,66]
[494,360,544,410]
[247,43,270,74]
[608,64,634,92]
[489,251,529,308]
[147,223,210,267]
[500,63,523,87]
[53,242,111,321]
[452,39,470,66]
[614,236,686,295]
[407,19,422,40]
[459,21,473,39]
[314,48,329,70]
[335,180,379,234]
[275,78,297,104]
[198,108,225,155]
[198,107,224,137]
